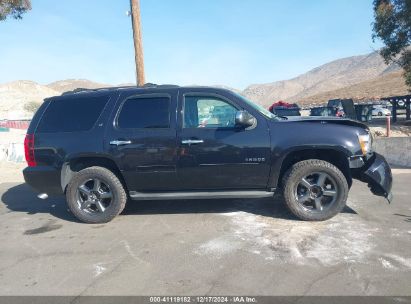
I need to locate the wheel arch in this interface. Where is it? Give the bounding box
[61,155,126,193]
[273,147,352,189]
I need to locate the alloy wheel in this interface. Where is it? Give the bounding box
[76,178,112,214]
[294,172,338,212]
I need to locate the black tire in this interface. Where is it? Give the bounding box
[282,159,349,221]
[66,166,127,223]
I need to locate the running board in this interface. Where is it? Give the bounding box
[129,190,274,200]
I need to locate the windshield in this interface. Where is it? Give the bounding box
[234,93,277,120]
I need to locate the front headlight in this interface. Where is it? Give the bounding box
[358,133,372,155]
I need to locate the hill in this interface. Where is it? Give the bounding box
[243,51,401,107]
[300,71,409,105]
[0,79,114,119]
[47,79,111,93]
[0,81,59,119]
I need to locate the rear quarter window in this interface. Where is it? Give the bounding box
[37,95,109,133]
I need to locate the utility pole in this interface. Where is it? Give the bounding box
[130,0,145,86]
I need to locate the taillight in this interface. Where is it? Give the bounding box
[24,134,37,167]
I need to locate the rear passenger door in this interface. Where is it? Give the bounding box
[106,91,178,192]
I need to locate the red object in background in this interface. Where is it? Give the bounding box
[268,101,297,112]
[24,134,37,167]
[0,120,30,130]
[336,109,345,117]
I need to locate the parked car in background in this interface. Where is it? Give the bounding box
[272,106,301,117]
[372,106,391,116]
[328,99,356,120]
[269,101,301,117]
[310,106,343,117]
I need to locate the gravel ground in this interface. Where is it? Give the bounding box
[0,161,25,183]
[0,163,410,296]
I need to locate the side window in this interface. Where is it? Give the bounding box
[184,96,238,129]
[117,96,170,129]
[37,95,109,133]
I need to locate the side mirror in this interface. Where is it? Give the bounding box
[235,110,256,128]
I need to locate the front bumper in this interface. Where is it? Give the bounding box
[352,153,393,202]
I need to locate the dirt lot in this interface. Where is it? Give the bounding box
[0,161,25,183]
[0,163,410,296]
[368,116,411,138]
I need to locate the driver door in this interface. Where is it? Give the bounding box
[176,89,271,190]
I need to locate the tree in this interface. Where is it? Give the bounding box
[372,0,411,89]
[0,0,31,21]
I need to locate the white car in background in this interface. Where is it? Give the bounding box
[372,106,391,116]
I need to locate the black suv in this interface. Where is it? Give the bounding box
[23,85,392,223]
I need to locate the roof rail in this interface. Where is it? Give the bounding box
[61,83,180,95]
[140,83,180,89]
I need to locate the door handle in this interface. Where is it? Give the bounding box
[110,140,132,146]
[181,139,204,145]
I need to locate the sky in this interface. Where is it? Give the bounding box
[0,0,383,89]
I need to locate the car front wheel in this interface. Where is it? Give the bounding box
[66,166,127,223]
[283,159,349,221]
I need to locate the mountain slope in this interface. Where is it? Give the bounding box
[0,79,114,119]
[0,81,59,119]
[47,79,111,93]
[300,71,408,104]
[243,51,400,106]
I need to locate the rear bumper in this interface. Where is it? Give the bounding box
[23,166,63,195]
[353,153,393,202]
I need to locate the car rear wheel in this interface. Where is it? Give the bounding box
[282,159,349,221]
[66,166,127,223]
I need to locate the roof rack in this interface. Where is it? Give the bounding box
[61,83,180,95]
[140,83,180,89]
